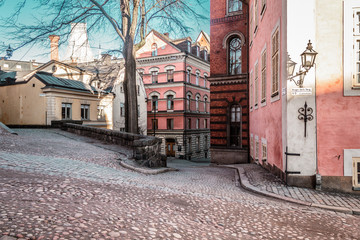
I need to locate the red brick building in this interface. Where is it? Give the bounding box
[209,0,249,164]
[136,30,210,160]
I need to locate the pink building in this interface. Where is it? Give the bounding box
[246,0,360,194]
[136,30,210,160]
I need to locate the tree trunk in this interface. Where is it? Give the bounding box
[123,35,139,134]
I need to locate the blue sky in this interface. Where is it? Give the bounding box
[0,0,210,63]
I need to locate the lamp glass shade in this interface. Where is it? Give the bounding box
[301,40,317,70]
[287,58,296,77]
[6,45,13,58]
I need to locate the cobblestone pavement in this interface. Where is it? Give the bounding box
[234,164,360,212]
[0,129,359,239]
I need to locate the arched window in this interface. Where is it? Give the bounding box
[187,94,191,111]
[196,71,200,85]
[152,96,158,111]
[229,37,242,75]
[204,96,208,113]
[228,0,242,13]
[151,43,158,56]
[196,95,200,111]
[229,104,241,147]
[167,95,174,110]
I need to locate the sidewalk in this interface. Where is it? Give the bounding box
[225,164,360,215]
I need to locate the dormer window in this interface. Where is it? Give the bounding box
[196,46,200,57]
[151,43,158,56]
[204,50,208,61]
[187,41,191,52]
[228,0,242,14]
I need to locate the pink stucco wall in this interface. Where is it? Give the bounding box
[249,0,284,170]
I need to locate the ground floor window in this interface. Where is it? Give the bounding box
[97,105,105,120]
[353,157,360,188]
[62,103,72,120]
[229,104,241,147]
[152,119,158,130]
[81,104,90,120]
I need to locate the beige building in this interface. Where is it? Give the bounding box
[0,72,113,127]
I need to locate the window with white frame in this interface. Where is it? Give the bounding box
[261,49,267,102]
[151,96,158,112]
[167,95,174,110]
[196,118,199,129]
[196,46,200,57]
[204,50,208,61]
[254,0,258,33]
[151,43,158,56]
[120,103,125,116]
[255,139,259,160]
[250,135,254,157]
[167,69,174,82]
[187,69,191,83]
[271,28,280,96]
[151,71,158,83]
[227,0,242,14]
[81,104,90,120]
[196,95,200,111]
[62,103,72,120]
[254,62,259,106]
[97,105,105,120]
[187,94,191,110]
[204,96,208,113]
[196,71,200,85]
[262,143,267,161]
[250,71,253,109]
[353,157,360,188]
[354,9,360,87]
[187,41,191,52]
[204,74,208,88]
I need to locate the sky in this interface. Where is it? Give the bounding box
[0,0,210,63]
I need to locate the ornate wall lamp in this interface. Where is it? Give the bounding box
[287,40,318,87]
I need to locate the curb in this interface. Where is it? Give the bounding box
[0,122,18,135]
[221,165,358,215]
[119,159,178,175]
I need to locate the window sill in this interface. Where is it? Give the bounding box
[167,109,174,112]
[351,86,360,90]
[225,11,243,17]
[261,99,266,103]
[353,187,360,191]
[271,91,279,98]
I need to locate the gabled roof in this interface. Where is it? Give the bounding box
[196,30,210,43]
[34,72,102,93]
[149,30,182,52]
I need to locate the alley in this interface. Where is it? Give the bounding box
[0,129,359,240]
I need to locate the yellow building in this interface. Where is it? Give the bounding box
[0,71,113,128]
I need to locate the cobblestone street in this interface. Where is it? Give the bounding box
[0,129,359,239]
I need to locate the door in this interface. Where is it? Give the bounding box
[166,139,176,157]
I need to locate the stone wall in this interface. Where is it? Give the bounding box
[62,123,164,168]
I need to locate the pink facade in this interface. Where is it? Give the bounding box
[137,30,210,159]
[249,0,285,175]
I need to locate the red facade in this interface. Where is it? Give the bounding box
[209,0,249,164]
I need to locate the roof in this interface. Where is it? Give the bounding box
[0,71,16,83]
[35,72,102,93]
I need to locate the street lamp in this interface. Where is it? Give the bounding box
[5,45,13,59]
[287,40,318,88]
[301,40,317,70]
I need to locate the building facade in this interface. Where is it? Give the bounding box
[209,0,249,164]
[136,30,210,160]
[245,0,360,193]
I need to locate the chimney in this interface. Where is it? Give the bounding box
[49,35,60,61]
[164,32,169,38]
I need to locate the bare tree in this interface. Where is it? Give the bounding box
[0,0,207,134]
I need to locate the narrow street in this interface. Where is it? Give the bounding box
[0,129,359,240]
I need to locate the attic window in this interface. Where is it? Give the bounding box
[16,65,21,69]
[204,50,208,61]
[152,43,158,56]
[3,64,9,68]
[196,46,200,57]
[187,41,191,52]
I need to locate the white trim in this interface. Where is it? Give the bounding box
[164,65,176,71]
[149,67,160,72]
[222,31,246,49]
[164,90,176,98]
[149,91,160,97]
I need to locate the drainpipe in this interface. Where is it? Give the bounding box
[184,54,188,159]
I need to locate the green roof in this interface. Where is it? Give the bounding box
[35,72,101,93]
[0,71,16,83]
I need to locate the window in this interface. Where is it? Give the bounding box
[152,119,158,130]
[152,96,158,111]
[196,95,200,111]
[229,104,241,147]
[229,37,242,75]
[187,94,191,110]
[167,95,174,110]
[255,140,259,160]
[262,143,267,161]
[196,118,199,129]
[16,65,21,69]
[187,69,191,83]
[196,46,200,57]
[187,41,191,52]
[197,136,200,151]
[167,70,174,82]
[355,40,360,86]
[196,72,200,85]
[260,0,266,16]
[353,158,360,188]
[250,5,253,45]
[204,136,208,150]
[188,137,192,153]
[204,97,208,112]
[97,105,105,120]
[254,63,259,107]
[167,118,174,130]
[151,71,158,83]
[188,118,191,129]
[81,104,90,120]
[61,103,72,120]
[271,28,280,96]
[204,50,208,61]
[254,0,258,33]
[250,135,254,157]
[91,80,100,88]
[120,103,125,116]
[137,85,140,96]
[250,71,253,109]
[204,119,208,128]
[261,50,267,102]
[204,75,207,88]
[151,43,157,56]
[228,0,242,13]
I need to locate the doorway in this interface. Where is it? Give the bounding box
[166,139,176,157]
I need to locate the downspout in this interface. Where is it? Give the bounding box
[184,54,188,159]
